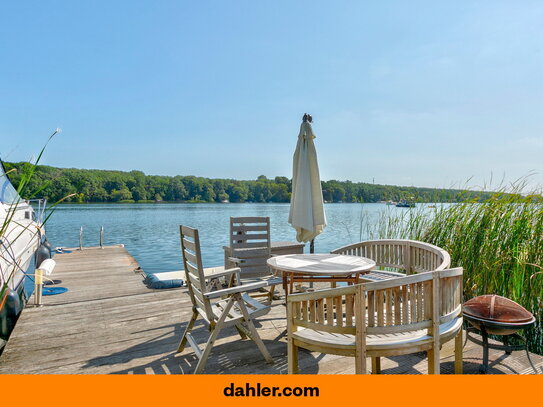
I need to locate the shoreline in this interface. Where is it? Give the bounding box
[48,201,439,205]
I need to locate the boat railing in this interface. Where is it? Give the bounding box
[28,199,47,224]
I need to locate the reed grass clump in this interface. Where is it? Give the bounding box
[365,182,543,353]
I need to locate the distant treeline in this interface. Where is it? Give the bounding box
[5,162,493,204]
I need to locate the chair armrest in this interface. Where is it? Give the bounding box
[203,267,241,280]
[204,280,269,299]
[228,257,246,265]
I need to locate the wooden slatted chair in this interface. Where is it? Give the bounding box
[287,268,463,374]
[177,225,274,374]
[227,217,282,302]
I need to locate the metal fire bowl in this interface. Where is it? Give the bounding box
[463,313,536,336]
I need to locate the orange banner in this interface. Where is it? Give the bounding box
[2,375,541,407]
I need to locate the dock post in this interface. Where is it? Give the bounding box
[100,226,104,249]
[79,227,83,250]
[34,268,43,306]
[34,259,56,306]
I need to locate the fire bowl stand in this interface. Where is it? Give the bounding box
[464,325,537,374]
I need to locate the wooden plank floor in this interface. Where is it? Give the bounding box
[1,245,541,374]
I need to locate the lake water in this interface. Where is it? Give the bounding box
[45,203,396,274]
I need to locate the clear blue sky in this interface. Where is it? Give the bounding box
[1,1,542,190]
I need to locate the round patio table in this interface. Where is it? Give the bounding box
[267,253,376,296]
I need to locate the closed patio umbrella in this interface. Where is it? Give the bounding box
[288,114,326,253]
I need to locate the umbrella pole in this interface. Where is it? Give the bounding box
[309,239,315,289]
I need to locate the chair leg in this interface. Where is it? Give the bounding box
[193,297,237,374]
[355,350,367,374]
[371,357,381,374]
[235,324,248,340]
[177,310,198,353]
[194,324,222,374]
[236,296,274,364]
[428,349,435,374]
[428,346,440,374]
[288,340,298,374]
[454,330,463,374]
[267,284,276,304]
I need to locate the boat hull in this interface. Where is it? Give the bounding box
[1,164,47,351]
[1,204,44,352]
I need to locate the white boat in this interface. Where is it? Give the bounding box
[0,162,48,351]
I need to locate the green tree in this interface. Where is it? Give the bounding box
[111,188,132,202]
[228,184,249,202]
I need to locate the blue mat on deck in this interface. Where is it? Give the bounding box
[42,287,68,296]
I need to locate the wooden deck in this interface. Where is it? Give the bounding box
[1,245,541,374]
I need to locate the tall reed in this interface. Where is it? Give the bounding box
[364,182,543,354]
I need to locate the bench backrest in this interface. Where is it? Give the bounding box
[362,267,463,336]
[287,268,463,339]
[230,216,272,279]
[287,285,359,336]
[438,267,464,326]
[331,239,451,275]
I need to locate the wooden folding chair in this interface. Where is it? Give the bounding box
[177,225,274,374]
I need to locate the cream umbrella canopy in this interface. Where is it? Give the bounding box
[288,114,326,253]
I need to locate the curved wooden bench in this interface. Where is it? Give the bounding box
[331,239,451,282]
[287,267,463,374]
